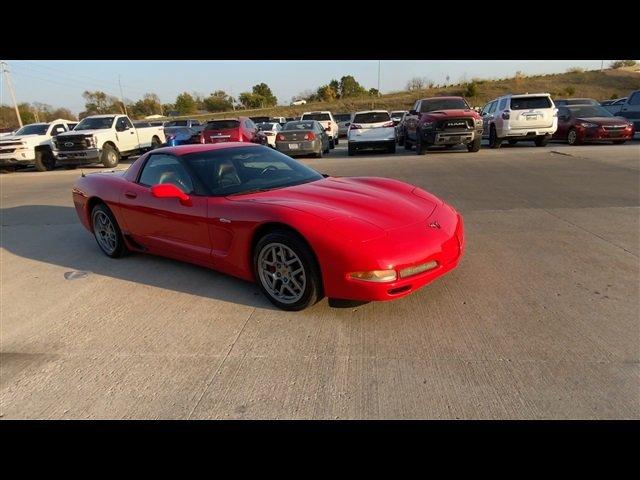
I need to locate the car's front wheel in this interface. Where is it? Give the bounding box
[467,137,482,152]
[91,203,127,258]
[101,144,120,168]
[567,128,580,145]
[416,134,427,155]
[254,230,322,311]
[34,149,55,172]
[489,125,502,149]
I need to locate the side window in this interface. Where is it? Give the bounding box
[628,92,640,106]
[115,117,128,131]
[558,107,570,118]
[139,154,194,193]
[51,123,66,135]
[123,117,133,129]
[487,101,497,114]
[413,100,420,112]
[498,98,508,110]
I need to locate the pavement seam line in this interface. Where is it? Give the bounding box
[541,208,638,258]
[186,307,255,419]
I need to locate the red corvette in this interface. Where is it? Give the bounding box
[72,143,464,310]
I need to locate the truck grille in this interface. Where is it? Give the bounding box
[602,125,626,132]
[56,135,91,150]
[0,148,16,153]
[437,118,474,131]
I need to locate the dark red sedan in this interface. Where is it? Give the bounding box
[71,143,464,311]
[553,105,635,145]
[200,117,267,145]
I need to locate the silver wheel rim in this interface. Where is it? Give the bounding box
[257,242,306,304]
[93,211,117,254]
[568,130,576,144]
[107,150,116,164]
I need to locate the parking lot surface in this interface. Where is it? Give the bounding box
[1,141,639,419]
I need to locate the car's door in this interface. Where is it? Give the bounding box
[314,122,327,149]
[115,117,139,153]
[119,153,211,263]
[405,100,421,140]
[554,107,571,139]
[482,101,497,137]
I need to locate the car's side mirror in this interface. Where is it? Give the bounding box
[151,183,191,206]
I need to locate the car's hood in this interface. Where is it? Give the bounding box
[576,116,630,126]
[423,109,477,119]
[57,129,104,137]
[0,134,46,143]
[234,177,440,231]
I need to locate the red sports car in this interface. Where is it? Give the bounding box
[72,143,464,310]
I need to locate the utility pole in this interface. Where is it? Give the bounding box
[1,61,23,128]
[601,60,604,71]
[118,75,129,117]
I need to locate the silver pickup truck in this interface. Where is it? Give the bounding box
[53,114,165,168]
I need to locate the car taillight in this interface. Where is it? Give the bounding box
[199,134,205,144]
[276,134,285,141]
[502,111,511,120]
[349,124,361,130]
[304,132,316,141]
[381,121,394,128]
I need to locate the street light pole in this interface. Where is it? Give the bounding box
[377,60,381,96]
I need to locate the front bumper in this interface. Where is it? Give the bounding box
[0,148,35,165]
[323,206,465,302]
[578,126,635,142]
[422,129,479,145]
[53,148,101,164]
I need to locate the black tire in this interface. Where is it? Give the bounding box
[467,137,482,152]
[416,134,427,155]
[315,147,323,158]
[334,136,339,145]
[567,128,580,145]
[489,125,502,149]
[397,134,405,146]
[34,149,55,172]
[534,135,549,147]
[253,230,322,311]
[508,139,518,145]
[348,143,356,156]
[329,138,335,149]
[612,140,626,145]
[100,144,120,168]
[388,141,396,154]
[91,203,127,258]
[150,136,162,150]
[404,136,412,150]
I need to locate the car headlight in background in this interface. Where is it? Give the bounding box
[349,270,397,282]
[578,122,599,128]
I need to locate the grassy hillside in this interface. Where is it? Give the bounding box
[166,68,640,122]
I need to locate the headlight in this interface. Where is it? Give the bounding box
[349,270,397,282]
[421,121,434,129]
[578,122,598,128]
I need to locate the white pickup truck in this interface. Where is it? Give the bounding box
[53,114,165,168]
[0,119,78,171]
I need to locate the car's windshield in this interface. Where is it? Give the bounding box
[14,124,48,135]
[74,117,115,130]
[302,113,331,121]
[283,121,316,130]
[165,127,196,136]
[257,122,276,131]
[183,146,323,196]
[509,96,553,110]
[353,112,391,124]
[569,106,614,118]
[334,114,352,122]
[204,120,239,130]
[419,98,469,112]
[390,111,406,118]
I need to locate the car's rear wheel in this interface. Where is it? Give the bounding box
[91,203,127,258]
[489,125,502,149]
[567,128,580,145]
[34,150,55,172]
[334,136,339,145]
[150,136,162,150]
[329,138,335,149]
[254,231,322,311]
[101,144,120,168]
[404,135,412,150]
[534,135,549,147]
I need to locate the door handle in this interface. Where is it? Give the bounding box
[124,191,137,199]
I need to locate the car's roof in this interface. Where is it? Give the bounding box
[498,93,551,98]
[420,96,464,101]
[155,142,262,156]
[84,114,120,118]
[302,111,332,114]
[354,110,390,114]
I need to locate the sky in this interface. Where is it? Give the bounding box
[1,60,610,115]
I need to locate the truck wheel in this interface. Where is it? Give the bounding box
[567,128,580,145]
[416,135,427,155]
[101,144,120,168]
[467,137,482,152]
[348,143,356,156]
[489,125,502,149]
[334,136,339,145]
[534,135,549,147]
[151,136,162,150]
[34,150,56,172]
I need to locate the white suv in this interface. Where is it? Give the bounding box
[481,93,557,148]
[300,111,339,148]
[347,110,396,156]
